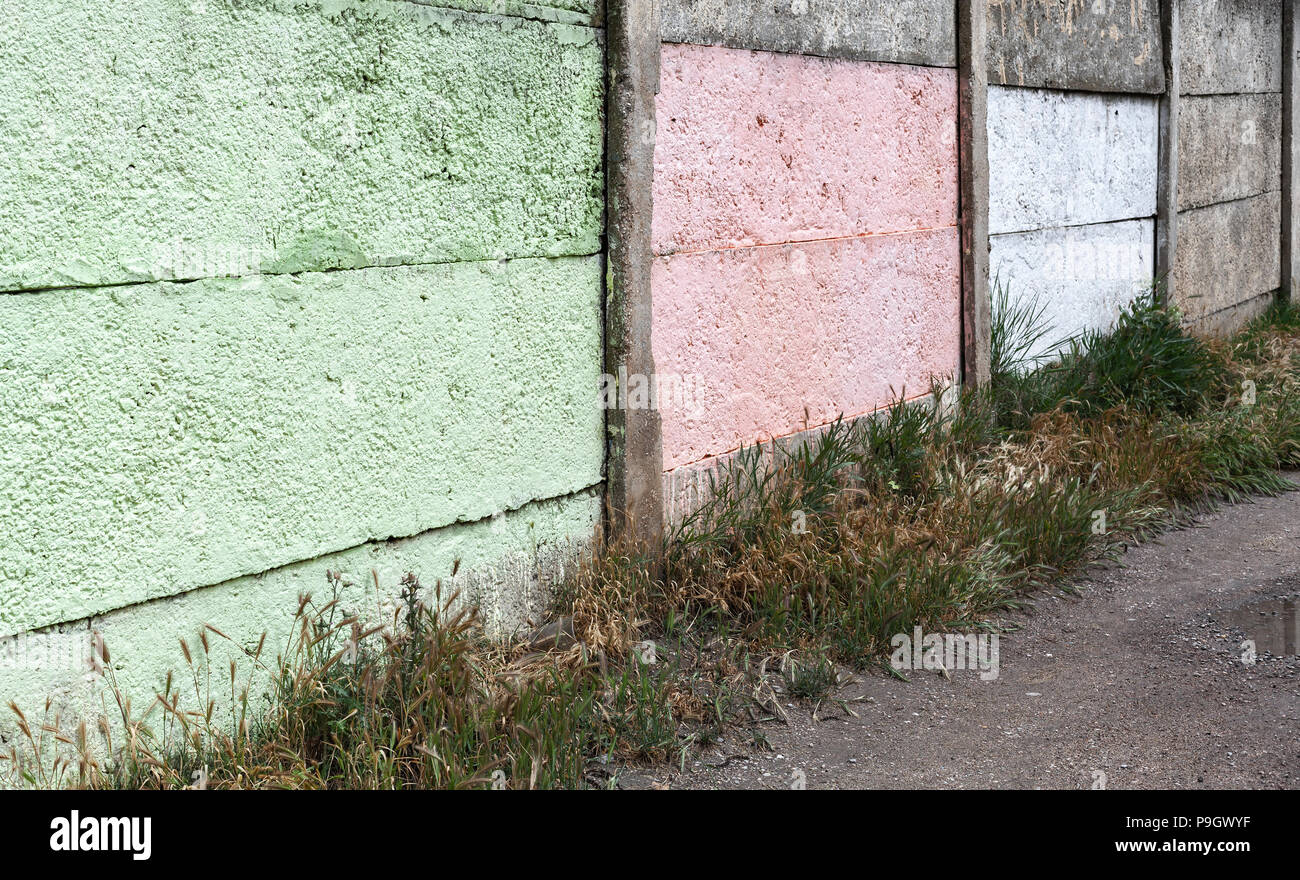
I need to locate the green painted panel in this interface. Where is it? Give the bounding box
[0,0,603,291]
[0,488,600,734]
[0,256,603,636]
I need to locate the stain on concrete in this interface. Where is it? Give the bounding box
[660,0,956,67]
[987,0,1165,94]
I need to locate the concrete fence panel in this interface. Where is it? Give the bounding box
[1,0,1294,729]
[984,1,1163,358]
[0,0,605,714]
[988,84,1159,357]
[654,4,961,512]
[1173,0,1285,329]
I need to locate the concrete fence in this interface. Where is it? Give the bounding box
[0,0,1296,719]
[987,0,1162,358]
[652,0,962,518]
[0,0,607,715]
[1170,0,1287,331]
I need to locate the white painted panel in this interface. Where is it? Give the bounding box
[991,219,1156,362]
[988,86,1159,235]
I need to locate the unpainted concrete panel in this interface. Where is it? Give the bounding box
[660,0,957,67]
[987,0,1164,94]
[1174,192,1282,321]
[1178,93,1282,210]
[1179,0,1282,95]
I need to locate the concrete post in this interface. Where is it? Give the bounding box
[1283,0,1298,304]
[604,0,665,546]
[958,0,990,386]
[1155,0,1180,305]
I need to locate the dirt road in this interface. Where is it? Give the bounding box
[636,475,1300,790]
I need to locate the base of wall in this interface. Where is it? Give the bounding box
[661,387,956,528]
[0,487,600,752]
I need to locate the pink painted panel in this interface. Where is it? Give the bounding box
[652,228,961,471]
[653,44,958,256]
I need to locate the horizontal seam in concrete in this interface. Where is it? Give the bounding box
[1176,189,1282,216]
[658,40,957,70]
[1186,288,1277,323]
[990,215,1157,239]
[0,250,603,299]
[1180,90,1285,98]
[663,389,939,473]
[654,224,959,260]
[401,0,600,29]
[989,83,1163,99]
[23,482,605,637]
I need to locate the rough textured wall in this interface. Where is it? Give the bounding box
[0,260,603,637]
[652,41,960,481]
[987,0,1164,94]
[988,86,1159,357]
[5,489,601,734]
[1174,0,1284,328]
[1,0,602,289]
[0,0,604,711]
[985,0,1162,359]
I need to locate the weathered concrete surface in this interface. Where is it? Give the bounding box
[1172,1,1287,330]
[991,219,1155,360]
[1187,290,1279,337]
[412,0,598,26]
[651,229,961,471]
[0,488,601,746]
[660,0,957,67]
[988,86,1158,235]
[605,0,664,542]
[1179,0,1282,95]
[1178,94,1282,211]
[1155,0,1180,299]
[0,257,603,637]
[987,0,1164,94]
[0,0,603,292]
[653,45,958,254]
[1283,0,1299,303]
[960,0,992,387]
[1174,192,1282,321]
